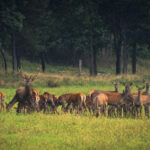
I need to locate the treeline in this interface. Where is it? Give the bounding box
[0,0,150,75]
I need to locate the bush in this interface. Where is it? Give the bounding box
[47,79,60,87]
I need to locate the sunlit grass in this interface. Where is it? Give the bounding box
[0,56,150,150]
[0,112,150,150]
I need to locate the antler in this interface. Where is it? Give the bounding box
[18,69,28,80]
[136,85,145,90]
[29,68,40,81]
[120,81,126,86]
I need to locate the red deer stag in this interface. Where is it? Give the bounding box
[6,70,39,113]
[133,80,150,95]
[0,92,5,112]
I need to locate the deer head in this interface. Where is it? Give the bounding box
[121,82,133,94]
[112,80,120,92]
[19,69,39,86]
[143,80,150,90]
[136,85,145,93]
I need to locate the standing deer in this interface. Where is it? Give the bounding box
[132,86,150,118]
[92,93,108,117]
[6,70,39,113]
[88,80,120,98]
[65,93,87,114]
[143,80,150,95]
[0,92,5,112]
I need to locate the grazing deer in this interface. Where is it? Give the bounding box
[58,93,72,111]
[40,92,58,113]
[65,93,87,114]
[0,92,5,112]
[6,70,39,113]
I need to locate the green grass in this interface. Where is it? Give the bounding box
[0,112,150,150]
[0,56,150,150]
[1,81,150,150]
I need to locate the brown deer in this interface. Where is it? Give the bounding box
[88,80,120,98]
[65,93,87,114]
[86,96,93,113]
[133,80,150,95]
[132,86,150,118]
[58,93,72,111]
[41,92,58,113]
[6,70,39,113]
[90,82,133,118]
[143,80,150,95]
[92,93,108,117]
[0,92,5,112]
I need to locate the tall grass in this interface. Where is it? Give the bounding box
[0,57,150,150]
[0,113,150,150]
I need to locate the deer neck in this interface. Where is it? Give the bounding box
[25,84,32,96]
[115,87,118,92]
[145,85,149,95]
[137,90,141,104]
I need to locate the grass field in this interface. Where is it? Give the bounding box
[0,57,150,150]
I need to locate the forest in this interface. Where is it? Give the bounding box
[0,0,150,75]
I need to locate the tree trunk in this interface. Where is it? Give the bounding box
[40,52,45,72]
[12,33,17,72]
[132,42,136,74]
[78,59,82,76]
[107,32,113,56]
[89,28,94,76]
[122,26,128,74]
[114,32,121,75]
[16,54,21,70]
[93,47,97,76]
[0,48,7,73]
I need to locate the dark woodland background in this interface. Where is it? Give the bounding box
[0,0,150,75]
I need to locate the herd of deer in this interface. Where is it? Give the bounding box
[0,71,150,118]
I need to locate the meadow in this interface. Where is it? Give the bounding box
[0,58,150,150]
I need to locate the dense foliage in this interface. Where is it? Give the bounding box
[0,0,150,74]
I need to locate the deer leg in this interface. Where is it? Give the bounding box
[61,103,66,112]
[140,106,142,118]
[123,104,127,117]
[7,96,18,112]
[118,105,122,118]
[144,105,149,119]
[2,102,4,111]
[108,106,111,117]
[16,102,22,114]
[65,102,72,113]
